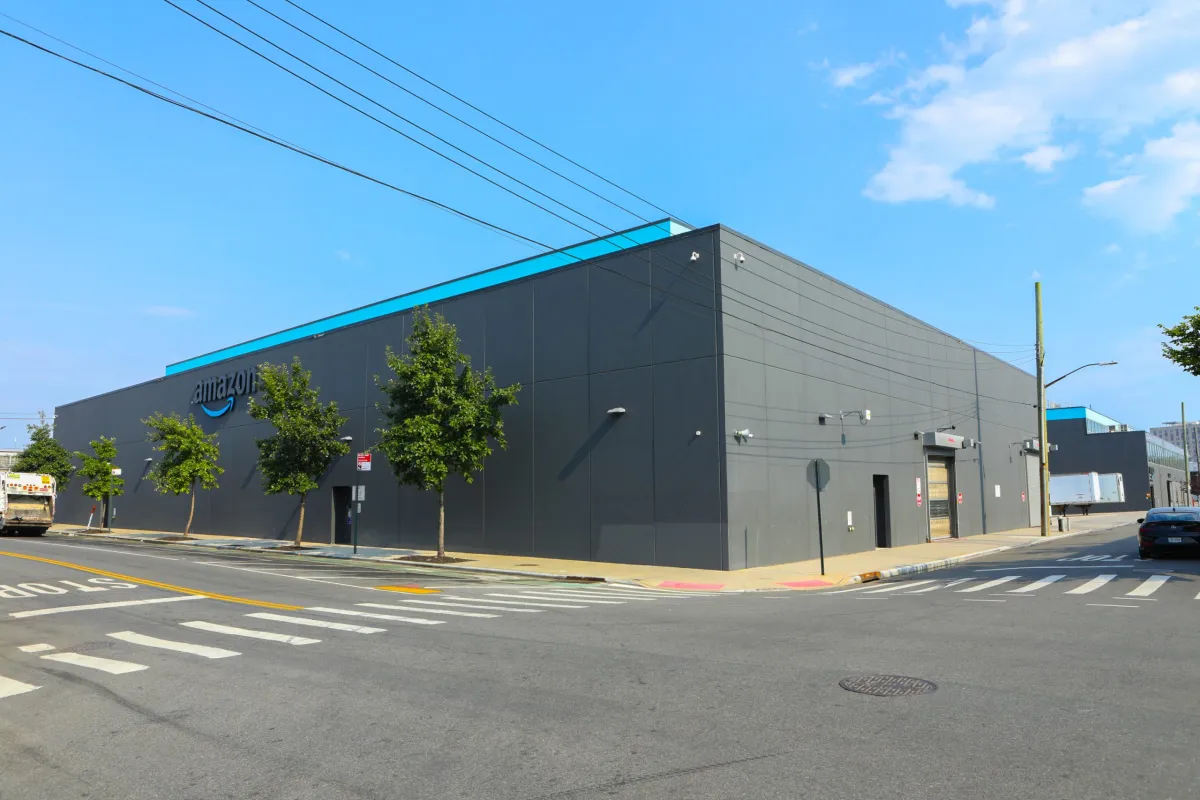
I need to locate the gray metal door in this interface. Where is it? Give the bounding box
[1025,454,1041,528]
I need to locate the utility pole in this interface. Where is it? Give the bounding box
[1183,402,1192,507]
[1036,282,1050,537]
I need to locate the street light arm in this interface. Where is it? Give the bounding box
[1046,361,1117,389]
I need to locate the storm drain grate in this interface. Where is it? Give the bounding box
[839,674,937,697]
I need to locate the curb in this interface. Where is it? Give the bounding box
[849,522,1130,584]
[55,529,622,585]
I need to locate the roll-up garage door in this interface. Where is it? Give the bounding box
[926,456,955,540]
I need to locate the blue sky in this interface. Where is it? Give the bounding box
[2,0,1197,448]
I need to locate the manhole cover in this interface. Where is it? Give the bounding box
[839,675,937,697]
[65,642,114,654]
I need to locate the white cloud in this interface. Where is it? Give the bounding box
[143,305,194,318]
[1103,242,1122,254]
[1019,143,1075,172]
[797,21,819,36]
[831,61,881,88]
[335,250,352,261]
[1082,121,1200,230]
[861,0,1200,227]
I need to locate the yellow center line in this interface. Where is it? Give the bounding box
[0,550,302,610]
[374,585,441,594]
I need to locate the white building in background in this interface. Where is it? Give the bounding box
[1151,421,1200,473]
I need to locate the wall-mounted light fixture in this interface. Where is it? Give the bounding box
[840,410,871,425]
[733,252,746,266]
[695,430,702,437]
[607,407,626,416]
[818,413,831,426]
[733,429,753,442]
[690,252,701,262]
[143,457,153,463]
[339,436,354,442]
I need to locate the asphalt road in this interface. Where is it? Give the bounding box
[1,524,1197,800]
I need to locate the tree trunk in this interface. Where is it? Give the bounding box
[185,479,196,535]
[438,490,445,560]
[296,493,306,548]
[102,495,110,530]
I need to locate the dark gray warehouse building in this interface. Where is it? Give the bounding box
[54,220,1041,570]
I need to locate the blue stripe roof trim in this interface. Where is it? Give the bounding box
[166,219,691,376]
[1046,406,1123,428]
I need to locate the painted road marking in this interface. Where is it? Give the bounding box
[356,602,497,619]
[1008,575,1067,593]
[10,595,205,618]
[540,589,657,601]
[307,607,444,626]
[959,576,1021,593]
[1088,603,1141,608]
[108,631,240,659]
[0,551,301,609]
[384,598,541,613]
[245,612,386,633]
[27,541,180,560]
[964,598,1006,602]
[595,588,694,598]
[1126,575,1171,597]
[1065,575,1118,595]
[482,595,588,608]
[822,585,876,594]
[865,580,936,594]
[180,621,320,645]
[511,592,624,604]
[600,585,718,596]
[975,566,1134,571]
[374,586,441,594]
[0,675,40,699]
[41,652,148,675]
[18,644,55,653]
[907,578,974,593]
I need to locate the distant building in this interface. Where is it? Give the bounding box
[1048,407,1190,511]
[0,449,21,471]
[1150,421,1200,470]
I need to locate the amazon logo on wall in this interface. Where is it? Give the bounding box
[191,368,259,418]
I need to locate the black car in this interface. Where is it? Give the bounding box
[1137,507,1200,559]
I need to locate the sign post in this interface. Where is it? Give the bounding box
[809,459,831,576]
[353,454,370,554]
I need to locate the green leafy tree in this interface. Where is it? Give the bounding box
[1161,307,1200,376]
[247,358,349,547]
[75,437,125,529]
[143,412,223,535]
[375,307,520,559]
[13,413,73,490]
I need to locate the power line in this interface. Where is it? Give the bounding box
[0,27,554,250]
[242,0,653,226]
[166,0,609,240]
[278,0,682,224]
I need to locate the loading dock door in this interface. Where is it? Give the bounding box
[926,456,956,540]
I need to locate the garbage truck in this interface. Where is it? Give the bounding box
[0,472,55,535]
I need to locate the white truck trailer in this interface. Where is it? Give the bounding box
[1050,472,1102,514]
[0,472,56,535]
[1097,473,1126,504]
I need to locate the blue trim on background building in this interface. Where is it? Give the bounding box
[1047,406,1123,428]
[166,219,692,376]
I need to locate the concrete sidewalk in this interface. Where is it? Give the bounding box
[48,512,1141,591]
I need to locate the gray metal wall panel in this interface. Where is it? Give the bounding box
[588,267,653,374]
[717,226,1039,568]
[532,375,592,560]
[588,367,656,565]
[533,267,588,382]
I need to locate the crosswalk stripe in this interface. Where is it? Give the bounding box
[865,580,935,594]
[1126,575,1171,597]
[510,593,624,605]
[483,595,588,608]
[541,589,656,601]
[600,586,711,596]
[959,576,1020,593]
[108,631,241,658]
[307,607,444,625]
[245,613,385,633]
[0,675,40,699]
[1008,575,1066,593]
[40,652,148,675]
[822,585,876,594]
[180,621,320,645]
[595,589,687,599]
[906,578,973,593]
[1065,575,1118,595]
[18,644,55,653]
[356,602,497,619]
[391,599,541,613]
